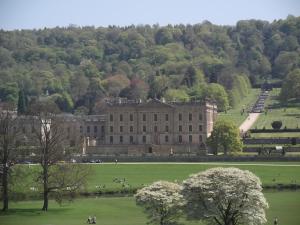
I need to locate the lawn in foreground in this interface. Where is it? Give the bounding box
[218,88,260,126]
[1,191,299,225]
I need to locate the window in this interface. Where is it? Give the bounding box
[80,126,83,133]
[87,126,90,133]
[165,114,169,121]
[154,126,158,132]
[120,114,123,121]
[130,114,133,121]
[165,135,169,142]
[189,125,192,132]
[179,125,182,132]
[120,126,123,132]
[199,113,202,121]
[189,113,192,121]
[110,114,113,121]
[143,126,146,132]
[178,135,182,143]
[165,125,169,132]
[130,126,133,132]
[31,126,35,133]
[199,125,203,131]
[119,136,123,143]
[101,126,105,133]
[110,136,113,144]
[110,126,113,132]
[67,127,70,133]
[189,135,192,143]
[179,113,182,121]
[94,126,98,133]
[22,127,26,134]
[143,114,146,121]
[130,136,134,144]
[142,135,146,143]
[199,135,203,143]
[154,114,158,121]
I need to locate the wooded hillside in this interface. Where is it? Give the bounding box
[0,15,299,113]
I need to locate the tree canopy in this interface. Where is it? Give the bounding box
[182,167,269,225]
[0,16,300,112]
[207,119,243,155]
[135,181,184,225]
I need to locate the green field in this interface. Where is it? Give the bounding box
[15,163,300,194]
[87,163,300,192]
[219,88,260,126]
[253,88,300,129]
[1,191,300,225]
[250,132,300,138]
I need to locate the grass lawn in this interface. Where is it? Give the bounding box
[250,132,300,138]
[253,88,300,129]
[86,163,300,192]
[1,191,300,225]
[218,88,260,126]
[14,163,300,194]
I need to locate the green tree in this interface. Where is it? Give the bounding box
[28,102,89,211]
[207,119,242,155]
[280,69,300,102]
[17,89,27,115]
[205,83,229,112]
[273,51,299,78]
[0,111,20,211]
[155,28,173,45]
[120,78,149,100]
[164,89,190,102]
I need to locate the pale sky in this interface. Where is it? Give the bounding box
[0,0,299,30]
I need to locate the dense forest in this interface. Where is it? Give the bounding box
[0,15,300,114]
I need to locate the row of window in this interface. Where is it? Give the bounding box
[109,125,203,133]
[109,135,203,144]
[110,113,203,122]
[80,126,105,134]
[75,124,204,134]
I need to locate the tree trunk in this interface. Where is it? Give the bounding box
[2,162,8,211]
[2,142,9,211]
[42,190,48,211]
[42,165,49,211]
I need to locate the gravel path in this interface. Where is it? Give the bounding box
[239,113,261,134]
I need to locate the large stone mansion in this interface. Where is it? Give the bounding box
[7,98,217,156]
[64,98,217,156]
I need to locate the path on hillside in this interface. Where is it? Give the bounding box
[239,113,261,134]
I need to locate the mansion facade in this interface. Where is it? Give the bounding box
[14,98,217,156]
[73,98,216,156]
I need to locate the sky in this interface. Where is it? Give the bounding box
[0,0,300,30]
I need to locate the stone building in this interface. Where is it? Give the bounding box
[11,98,217,157]
[85,98,217,156]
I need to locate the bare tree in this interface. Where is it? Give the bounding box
[29,101,89,211]
[0,110,20,211]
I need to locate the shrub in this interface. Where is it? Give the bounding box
[271,120,282,130]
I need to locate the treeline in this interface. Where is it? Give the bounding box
[0,15,300,113]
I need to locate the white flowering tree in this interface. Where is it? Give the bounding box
[135,181,185,225]
[182,167,269,225]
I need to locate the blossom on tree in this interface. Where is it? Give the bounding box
[135,181,185,225]
[182,167,269,225]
